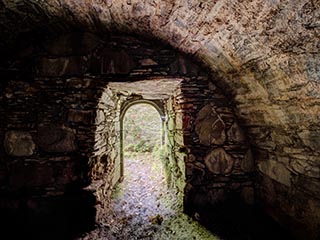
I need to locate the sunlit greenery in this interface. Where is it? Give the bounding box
[123,103,162,153]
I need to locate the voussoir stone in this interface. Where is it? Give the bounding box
[37,124,77,153]
[289,159,320,179]
[195,104,226,146]
[297,129,320,151]
[204,148,234,175]
[4,131,35,157]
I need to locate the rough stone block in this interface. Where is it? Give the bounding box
[67,109,93,124]
[37,124,77,153]
[258,160,291,186]
[227,122,246,143]
[186,161,206,178]
[204,148,234,174]
[102,49,136,74]
[289,159,320,179]
[4,131,35,157]
[175,112,184,130]
[43,32,101,56]
[170,55,200,76]
[297,129,320,151]
[55,161,81,186]
[138,58,158,66]
[95,110,106,125]
[36,56,86,77]
[241,149,255,172]
[195,104,226,145]
[292,175,320,199]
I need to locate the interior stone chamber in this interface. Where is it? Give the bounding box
[0,1,319,239]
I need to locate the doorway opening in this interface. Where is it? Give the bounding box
[112,102,177,237]
[119,100,166,185]
[122,103,165,190]
[100,100,196,239]
[82,88,216,240]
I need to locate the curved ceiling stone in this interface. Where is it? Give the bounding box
[0,0,319,165]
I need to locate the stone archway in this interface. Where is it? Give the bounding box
[118,99,166,183]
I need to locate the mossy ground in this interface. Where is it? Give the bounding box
[79,153,218,240]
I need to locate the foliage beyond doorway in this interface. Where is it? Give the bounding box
[123,103,162,154]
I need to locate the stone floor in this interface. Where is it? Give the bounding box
[78,153,217,240]
[75,152,295,240]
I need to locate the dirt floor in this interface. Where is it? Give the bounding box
[77,153,218,240]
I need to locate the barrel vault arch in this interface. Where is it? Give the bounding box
[0,1,319,238]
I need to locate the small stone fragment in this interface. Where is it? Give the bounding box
[139,58,158,66]
[149,214,163,225]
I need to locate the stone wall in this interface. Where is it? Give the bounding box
[0,30,319,239]
[89,87,121,207]
[165,77,254,212]
[2,33,245,233]
[0,76,103,237]
[164,95,186,207]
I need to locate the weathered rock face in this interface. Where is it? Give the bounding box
[160,72,256,222]
[204,148,235,175]
[37,124,77,153]
[227,122,246,143]
[4,131,35,157]
[258,160,291,187]
[195,105,226,146]
[0,0,319,237]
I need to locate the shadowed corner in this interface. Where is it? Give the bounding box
[0,189,97,240]
[184,192,295,240]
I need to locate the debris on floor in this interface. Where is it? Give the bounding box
[78,153,218,240]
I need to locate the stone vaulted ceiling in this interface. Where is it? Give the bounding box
[0,1,320,238]
[1,1,319,138]
[0,1,319,179]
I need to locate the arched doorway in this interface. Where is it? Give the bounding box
[88,95,217,239]
[118,99,166,184]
